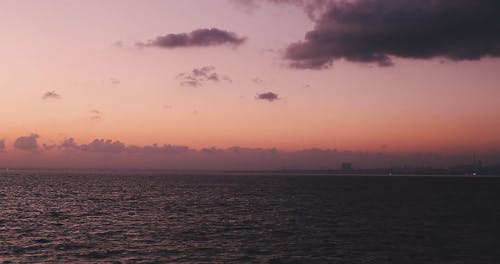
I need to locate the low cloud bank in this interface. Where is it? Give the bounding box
[2,135,499,170]
[14,134,39,150]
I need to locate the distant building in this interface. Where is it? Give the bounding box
[449,157,484,175]
[341,162,352,171]
[476,160,483,169]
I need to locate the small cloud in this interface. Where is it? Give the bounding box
[112,41,124,48]
[137,28,246,49]
[110,78,120,85]
[302,84,311,88]
[163,105,172,110]
[256,92,279,102]
[176,66,231,87]
[42,91,61,100]
[259,48,281,54]
[90,109,102,121]
[14,133,39,150]
[252,78,264,85]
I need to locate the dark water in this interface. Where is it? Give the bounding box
[0,171,499,263]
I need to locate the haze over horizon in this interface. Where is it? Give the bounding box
[1,0,500,169]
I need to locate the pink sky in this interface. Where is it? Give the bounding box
[1,0,499,169]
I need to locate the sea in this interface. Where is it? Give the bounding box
[0,170,499,263]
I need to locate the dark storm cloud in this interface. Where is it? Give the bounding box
[14,133,39,150]
[137,28,246,48]
[256,92,279,102]
[176,66,231,87]
[282,0,500,68]
[42,91,61,100]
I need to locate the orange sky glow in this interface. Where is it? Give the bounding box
[1,0,500,169]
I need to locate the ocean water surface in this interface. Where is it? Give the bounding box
[0,171,499,263]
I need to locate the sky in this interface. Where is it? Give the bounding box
[1,0,500,169]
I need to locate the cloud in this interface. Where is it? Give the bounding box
[64,138,123,152]
[256,92,280,102]
[42,91,61,100]
[80,139,125,153]
[90,109,102,121]
[14,133,39,150]
[55,138,191,155]
[232,0,330,19]
[57,138,110,152]
[60,138,79,149]
[252,77,264,85]
[112,41,124,48]
[137,28,246,48]
[0,139,5,152]
[282,0,500,69]
[176,66,231,87]
[201,147,225,155]
[6,134,500,170]
[110,78,120,85]
[126,144,192,154]
[58,138,124,153]
[43,143,57,151]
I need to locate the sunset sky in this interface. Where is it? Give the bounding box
[1,0,499,169]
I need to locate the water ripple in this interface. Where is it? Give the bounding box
[0,172,499,263]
